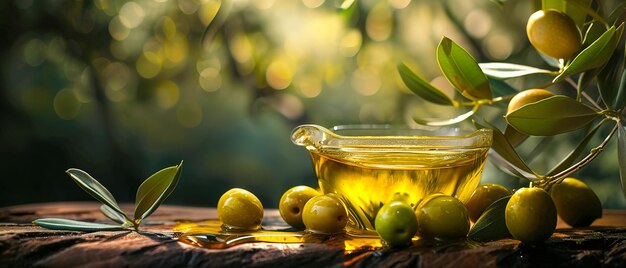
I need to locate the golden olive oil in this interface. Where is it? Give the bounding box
[310,147,489,231]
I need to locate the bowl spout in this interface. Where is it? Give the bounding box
[291,124,334,150]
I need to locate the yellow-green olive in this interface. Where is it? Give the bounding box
[302,194,348,234]
[526,9,581,59]
[465,183,511,222]
[375,201,418,247]
[416,194,470,240]
[507,89,554,115]
[551,178,602,227]
[505,187,557,243]
[217,188,264,230]
[279,186,320,228]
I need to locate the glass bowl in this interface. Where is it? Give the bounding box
[291,124,493,232]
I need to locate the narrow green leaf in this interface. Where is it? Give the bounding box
[554,24,623,83]
[397,63,454,105]
[488,77,519,98]
[582,22,606,47]
[564,0,602,28]
[614,68,626,110]
[134,161,183,221]
[618,124,626,198]
[100,205,128,224]
[34,218,127,232]
[479,62,554,80]
[503,125,528,147]
[437,37,492,100]
[66,169,126,217]
[598,46,625,110]
[413,107,477,126]
[473,120,535,176]
[539,53,561,68]
[505,96,599,136]
[340,0,356,10]
[542,0,566,12]
[469,196,512,242]
[577,67,602,94]
[548,120,605,175]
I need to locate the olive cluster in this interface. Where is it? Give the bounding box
[216,186,348,234]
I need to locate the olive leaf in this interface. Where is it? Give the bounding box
[397,63,454,106]
[548,120,605,176]
[554,24,624,83]
[503,125,527,148]
[479,63,555,80]
[505,96,599,136]
[134,161,183,221]
[437,37,492,100]
[598,45,625,110]
[33,218,128,232]
[66,168,126,217]
[100,204,129,225]
[488,77,519,98]
[616,69,626,110]
[582,22,606,47]
[563,0,603,28]
[618,124,626,197]
[473,119,536,178]
[468,196,512,242]
[412,106,478,126]
[35,162,184,232]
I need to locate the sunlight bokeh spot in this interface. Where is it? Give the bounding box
[339,29,362,57]
[485,33,513,60]
[24,39,47,67]
[366,4,392,42]
[109,16,131,41]
[297,75,322,98]
[266,59,293,90]
[119,2,145,29]
[136,52,163,78]
[352,67,380,96]
[155,80,180,109]
[53,88,81,120]
[465,9,491,39]
[199,67,222,92]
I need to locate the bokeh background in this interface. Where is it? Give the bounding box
[1,0,625,208]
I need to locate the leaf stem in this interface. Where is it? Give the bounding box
[539,119,619,188]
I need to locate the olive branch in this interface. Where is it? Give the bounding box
[33,162,183,232]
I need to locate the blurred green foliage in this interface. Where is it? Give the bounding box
[1,0,624,208]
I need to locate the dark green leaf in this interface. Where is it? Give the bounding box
[598,46,625,110]
[437,37,492,100]
[548,120,605,175]
[554,24,624,83]
[479,62,554,80]
[577,67,602,94]
[66,169,126,217]
[100,205,129,224]
[504,125,528,147]
[618,124,626,198]
[582,22,606,47]
[473,120,535,176]
[505,96,599,136]
[615,69,626,110]
[398,63,454,105]
[564,0,601,28]
[34,218,127,232]
[134,161,183,221]
[413,107,477,126]
[469,196,512,242]
[488,77,519,98]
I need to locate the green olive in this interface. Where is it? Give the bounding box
[416,193,470,240]
[217,188,264,230]
[507,89,554,115]
[375,201,418,247]
[526,9,581,59]
[505,187,557,243]
[279,186,320,228]
[465,183,511,222]
[302,194,348,234]
[551,178,602,227]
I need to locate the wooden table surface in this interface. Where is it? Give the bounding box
[1,202,625,267]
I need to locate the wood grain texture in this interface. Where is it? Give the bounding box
[1,202,625,267]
